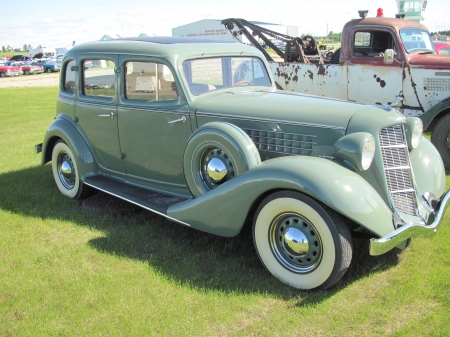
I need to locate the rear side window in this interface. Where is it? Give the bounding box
[125,61,178,101]
[83,60,115,97]
[63,60,76,93]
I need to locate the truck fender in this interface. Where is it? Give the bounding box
[419,96,450,131]
[42,115,98,179]
[168,156,394,238]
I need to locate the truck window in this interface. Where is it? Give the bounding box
[400,28,434,53]
[353,31,394,57]
[124,61,178,101]
[83,60,115,97]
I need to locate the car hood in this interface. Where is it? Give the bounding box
[192,89,361,130]
[408,53,450,69]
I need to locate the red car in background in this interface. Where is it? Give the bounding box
[0,63,21,77]
[15,61,44,75]
[434,41,450,55]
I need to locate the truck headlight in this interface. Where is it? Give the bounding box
[405,117,423,149]
[335,132,376,171]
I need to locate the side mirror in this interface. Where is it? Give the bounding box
[384,49,395,64]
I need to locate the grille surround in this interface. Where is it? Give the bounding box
[243,128,316,156]
[379,125,417,216]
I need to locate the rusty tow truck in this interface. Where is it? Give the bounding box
[222,10,450,169]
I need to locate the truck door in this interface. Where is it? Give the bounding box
[347,30,403,106]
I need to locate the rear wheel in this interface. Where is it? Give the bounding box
[431,113,450,170]
[51,140,92,199]
[253,191,352,290]
[46,68,52,73]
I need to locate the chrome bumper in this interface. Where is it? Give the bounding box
[370,189,450,256]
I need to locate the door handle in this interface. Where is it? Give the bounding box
[168,115,186,124]
[98,112,115,118]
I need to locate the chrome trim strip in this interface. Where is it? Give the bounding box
[196,112,346,131]
[242,127,317,138]
[83,180,192,228]
[370,189,450,256]
[119,105,187,114]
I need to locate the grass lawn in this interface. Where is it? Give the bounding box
[0,87,449,336]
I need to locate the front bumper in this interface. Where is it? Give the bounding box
[370,189,450,256]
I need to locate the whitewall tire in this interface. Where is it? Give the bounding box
[253,191,352,290]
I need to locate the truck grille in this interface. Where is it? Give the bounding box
[379,125,416,216]
[243,128,315,155]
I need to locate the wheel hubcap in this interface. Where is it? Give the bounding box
[57,152,75,190]
[201,148,234,190]
[269,213,322,273]
[206,157,228,182]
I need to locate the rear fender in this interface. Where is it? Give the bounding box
[42,116,98,179]
[168,156,394,237]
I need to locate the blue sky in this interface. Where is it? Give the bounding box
[1,0,448,49]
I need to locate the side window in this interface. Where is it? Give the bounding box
[125,61,178,101]
[83,59,115,97]
[63,60,76,93]
[353,32,371,56]
[353,31,394,57]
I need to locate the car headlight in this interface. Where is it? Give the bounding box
[405,117,423,149]
[335,132,376,171]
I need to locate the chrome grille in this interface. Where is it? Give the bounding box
[379,125,416,216]
[243,128,315,155]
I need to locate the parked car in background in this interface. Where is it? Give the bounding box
[10,54,32,63]
[434,41,450,55]
[36,37,449,290]
[16,61,44,75]
[35,59,61,73]
[0,63,21,77]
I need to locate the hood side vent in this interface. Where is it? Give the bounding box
[243,128,316,156]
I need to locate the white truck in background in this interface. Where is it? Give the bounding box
[223,12,450,169]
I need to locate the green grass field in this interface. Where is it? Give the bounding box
[0,86,449,336]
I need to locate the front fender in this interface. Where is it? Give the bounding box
[168,156,394,237]
[42,115,98,179]
[420,96,450,131]
[410,136,446,198]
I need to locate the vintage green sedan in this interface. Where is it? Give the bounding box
[36,37,449,290]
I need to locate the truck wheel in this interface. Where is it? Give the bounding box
[51,140,92,199]
[330,48,341,64]
[253,191,353,290]
[184,122,260,197]
[46,68,52,73]
[431,113,450,170]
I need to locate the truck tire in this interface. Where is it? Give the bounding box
[330,48,341,64]
[431,113,450,170]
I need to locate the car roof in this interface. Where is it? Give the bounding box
[64,37,263,62]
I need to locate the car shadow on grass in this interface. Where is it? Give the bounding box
[0,165,401,300]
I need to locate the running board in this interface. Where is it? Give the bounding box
[84,176,190,215]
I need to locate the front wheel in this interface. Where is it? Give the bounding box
[51,140,92,199]
[431,113,450,170]
[253,191,352,290]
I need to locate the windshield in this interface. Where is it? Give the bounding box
[400,28,434,54]
[182,56,271,96]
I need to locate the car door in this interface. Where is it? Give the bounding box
[117,57,192,197]
[75,56,126,177]
[347,29,403,106]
